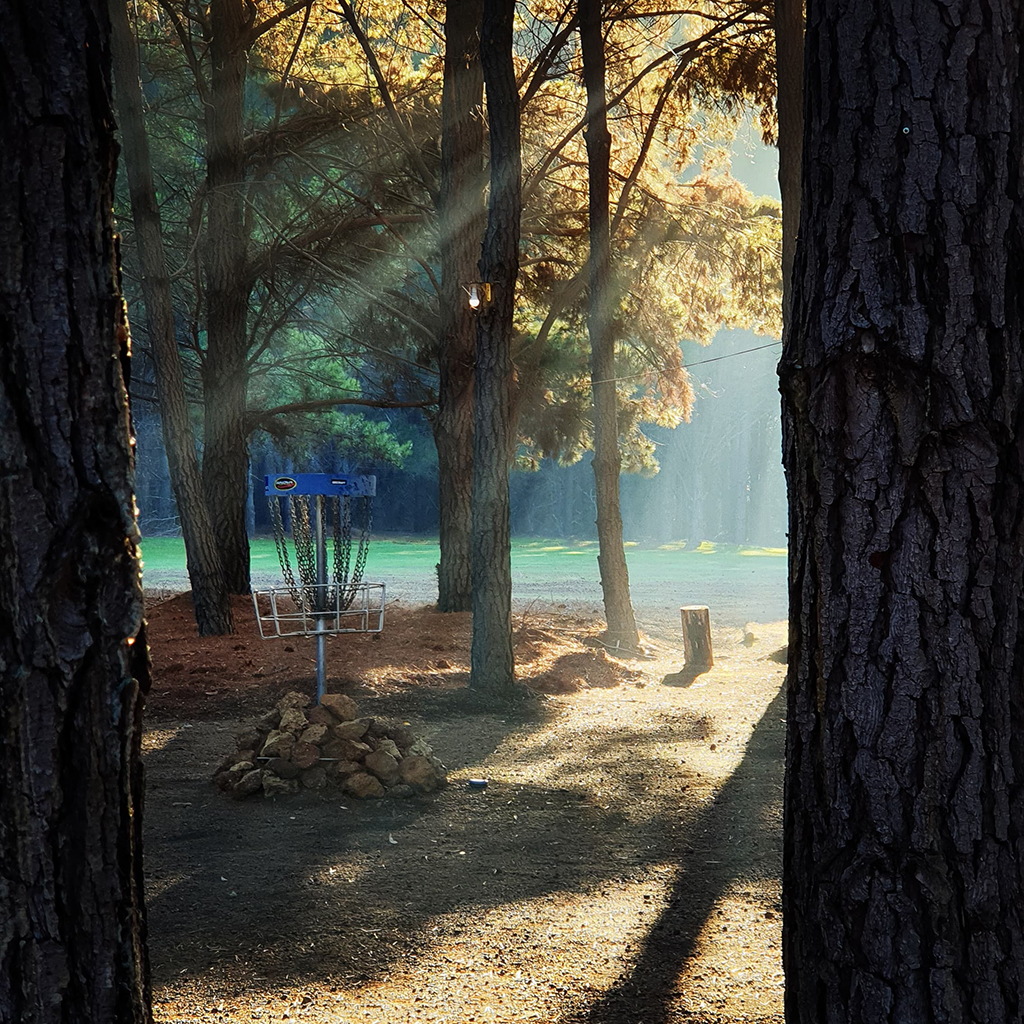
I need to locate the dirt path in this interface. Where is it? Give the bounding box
[143,601,786,1024]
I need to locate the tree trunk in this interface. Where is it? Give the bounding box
[680,606,713,672]
[580,0,640,651]
[202,0,253,594]
[780,1,1024,1019]
[774,0,803,329]
[435,0,486,613]
[0,4,152,1020]
[744,411,772,545]
[110,0,234,635]
[470,0,520,696]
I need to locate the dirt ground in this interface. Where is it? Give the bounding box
[144,593,787,1024]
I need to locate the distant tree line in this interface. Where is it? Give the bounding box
[133,327,786,545]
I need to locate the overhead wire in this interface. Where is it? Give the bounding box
[684,340,782,368]
[589,339,782,387]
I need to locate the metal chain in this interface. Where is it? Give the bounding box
[351,495,373,588]
[326,495,373,610]
[269,489,374,615]
[330,495,342,608]
[291,495,318,608]
[269,496,300,601]
[342,496,354,581]
[336,496,354,609]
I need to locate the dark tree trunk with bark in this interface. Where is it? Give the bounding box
[435,0,486,613]
[773,0,803,328]
[110,0,234,635]
[580,0,640,652]
[470,0,520,695]
[202,0,254,594]
[0,3,152,1020]
[780,1,1024,1020]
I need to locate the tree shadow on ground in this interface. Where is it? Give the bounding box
[363,681,553,723]
[142,694,612,987]
[575,683,786,1024]
[660,665,714,687]
[142,679,783,1005]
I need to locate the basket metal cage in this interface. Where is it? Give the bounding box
[251,582,385,638]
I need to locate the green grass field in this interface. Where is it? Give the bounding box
[139,535,788,626]
[139,534,785,579]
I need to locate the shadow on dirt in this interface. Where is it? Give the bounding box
[498,713,717,774]
[143,680,784,1005]
[361,682,553,723]
[660,666,710,687]
[143,693,565,985]
[575,684,786,1024]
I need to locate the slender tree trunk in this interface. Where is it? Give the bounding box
[780,1,1024,1019]
[202,0,253,594]
[580,0,639,651]
[744,412,772,544]
[774,0,803,329]
[435,0,486,613]
[110,0,234,635]
[0,3,152,1020]
[470,0,520,695]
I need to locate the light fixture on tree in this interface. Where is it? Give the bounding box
[465,282,492,311]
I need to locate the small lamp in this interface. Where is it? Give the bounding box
[465,282,492,311]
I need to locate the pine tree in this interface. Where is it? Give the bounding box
[780,0,1024,1017]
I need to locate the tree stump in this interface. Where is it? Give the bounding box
[680,606,713,672]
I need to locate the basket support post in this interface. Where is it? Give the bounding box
[315,494,327,703]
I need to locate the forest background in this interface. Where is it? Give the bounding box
[121,0,785,561]
[8,1,1024,1021]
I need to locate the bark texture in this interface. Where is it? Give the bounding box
[110,0,234,635]
[202,0,254,593]
[780,1,1024,1020]
[580,0,640,652]
[680,606,713,672]
[435,0,486,613]
[0,3,152,1020]
[470,0,520,694]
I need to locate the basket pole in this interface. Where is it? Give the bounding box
[315,494,327,703]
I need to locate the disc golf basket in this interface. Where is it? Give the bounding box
[251,473,385,701]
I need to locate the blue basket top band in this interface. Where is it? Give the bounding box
[265,473,377,497]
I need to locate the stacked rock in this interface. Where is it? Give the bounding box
[213,690,447,800]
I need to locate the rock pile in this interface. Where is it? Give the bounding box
[213,691,447,800]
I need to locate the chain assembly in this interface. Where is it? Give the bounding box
[331,495,373,609]
[257,474,382,667]
[269,485,374,613]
